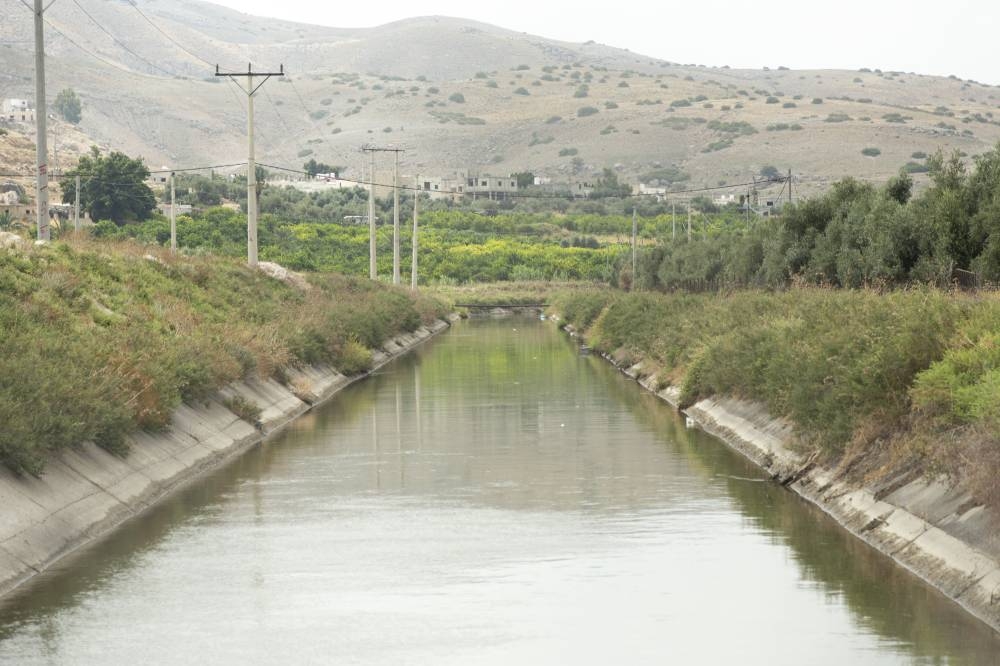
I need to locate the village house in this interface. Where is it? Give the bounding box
[1,99,34,123]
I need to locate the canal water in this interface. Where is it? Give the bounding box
[1,317,998,664]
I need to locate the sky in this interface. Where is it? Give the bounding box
[208,0,999,86]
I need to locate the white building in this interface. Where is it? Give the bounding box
[1,99,34,123]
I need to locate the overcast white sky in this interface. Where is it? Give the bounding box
[209,0,998,85]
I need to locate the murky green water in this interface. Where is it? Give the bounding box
[1,317,998,664]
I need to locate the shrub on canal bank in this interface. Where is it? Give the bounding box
[0,238,448,475]
[551,288,1000,503]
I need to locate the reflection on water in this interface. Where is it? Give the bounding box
[0,318,997,665]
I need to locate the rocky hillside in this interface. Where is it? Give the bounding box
[2,1,999,196]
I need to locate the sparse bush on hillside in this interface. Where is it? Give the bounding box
[559,147,579,157]
[545,115,562,124]
[514,87,530,96]
[707,120,757,136]
[766,123,803,131]
[670,99,692,108]
[429,111,485,125]
[766,96,780,104]
[702,138,734,153]
[448,92,466,103]
[577,106,599,117]
[605,101,618,109]
[812,98,824,104]
[641,166,690,184]
[825,113,851,123]
[861,147,881,157]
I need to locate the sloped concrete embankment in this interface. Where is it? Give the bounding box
[563,323,1000,632]
[0,318,456,598]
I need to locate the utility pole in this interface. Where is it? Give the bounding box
[411,175,419,291]
[631,207,637,287]
[393,151,400,285]
[746,184,751,227]
[788,169,793,204]
[170,171,177,252]
[73,174,80,232]
[361,145,405,282]
[368,150,376,279]
[49,114,57,173]
[33,0,49,242]
[216,63,284,267]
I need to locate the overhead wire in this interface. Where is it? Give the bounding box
[67,0,181,78]
[41,16,167,79]
[257,162,786,200]
[126,0,222,69]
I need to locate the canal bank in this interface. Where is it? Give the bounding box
[0,316,457,599]
[3,316,998,664]
[558,320,1000,633]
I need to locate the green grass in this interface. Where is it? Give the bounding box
[551,288,1000,503]
[0,238,448,475]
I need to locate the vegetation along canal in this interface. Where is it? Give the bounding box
[1,317,998,664]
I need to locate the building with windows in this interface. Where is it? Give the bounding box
[1,99,34,123]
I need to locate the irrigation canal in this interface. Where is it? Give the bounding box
[0,317,998,664]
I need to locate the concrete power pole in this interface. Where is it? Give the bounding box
[393,151,400,285]
[33,0,49,242]
[411,175,419,291]
[362,146,405,282]
[215,64,284,268]
[631,207,638,288]
[170,172,177,252]
[73,174,80,232]
[368,150,376,279]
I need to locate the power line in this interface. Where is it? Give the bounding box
[41,16,164,79]
[66,0,184,78]
[257,162,785,200]
[0,163,249,180]
[126,0,218,68]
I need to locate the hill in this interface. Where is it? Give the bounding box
[2,1,1000,197]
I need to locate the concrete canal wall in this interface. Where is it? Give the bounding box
[566,323,1000,633]
[0,318,456,598]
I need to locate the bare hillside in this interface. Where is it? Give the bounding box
[2,1,1000,197]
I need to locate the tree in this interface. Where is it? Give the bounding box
[512,171,535,189]
[53,88,82,124]
[60,148,155,224]
[590,168,632,199]
[759,165,781,180]
[303,159,340,178]
[885,169,913,205]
